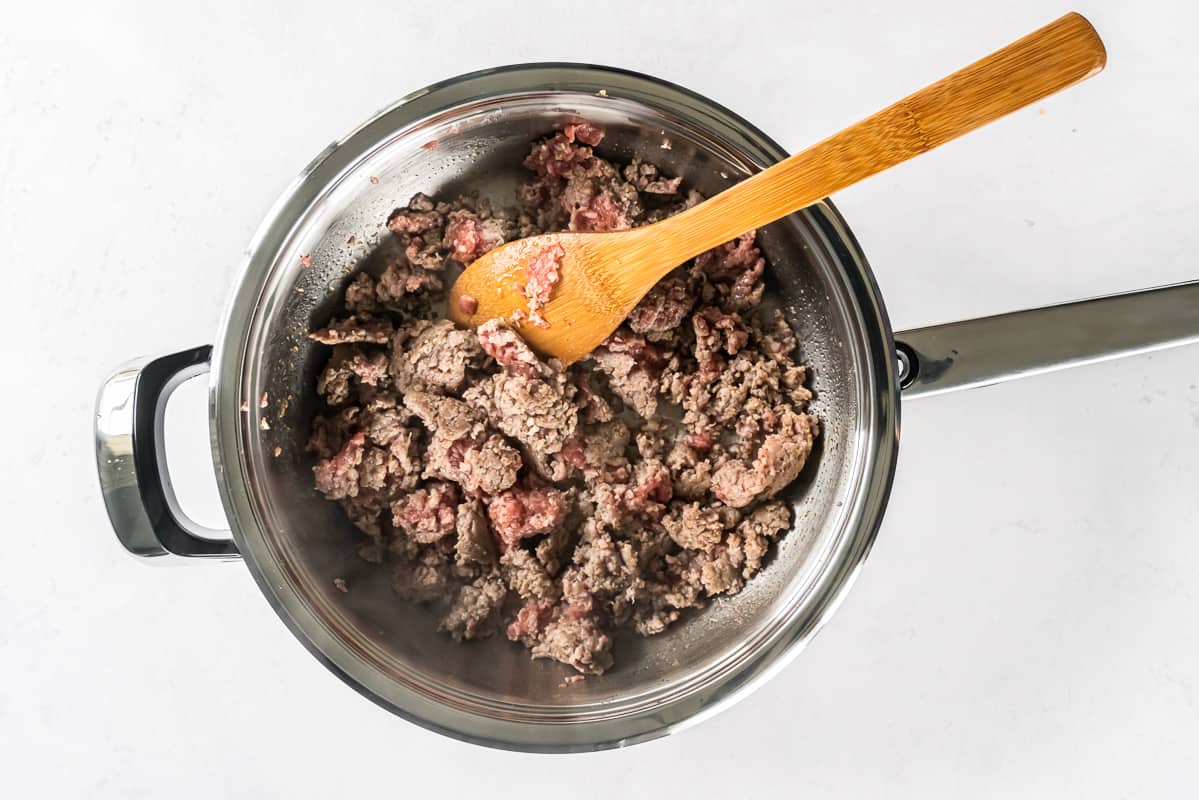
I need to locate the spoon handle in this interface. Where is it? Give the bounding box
[654,12,1105,261]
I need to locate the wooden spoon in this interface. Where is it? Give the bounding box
[449,12,1106,364]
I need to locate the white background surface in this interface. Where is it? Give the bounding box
[3,1,1198,796]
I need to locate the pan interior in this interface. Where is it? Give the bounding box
[235,88,880,718]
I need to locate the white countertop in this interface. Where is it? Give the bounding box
[4,0,1198,796]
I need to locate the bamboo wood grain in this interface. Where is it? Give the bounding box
[450,12,1106,364]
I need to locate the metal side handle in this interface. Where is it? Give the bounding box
[94,346,239,561]
[895,280,1199,398]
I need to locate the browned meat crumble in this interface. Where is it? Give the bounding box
[307,123,818,675]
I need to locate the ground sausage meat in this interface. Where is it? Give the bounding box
[390,482,458,544]
[487,485,570,547]
[307,123,818,675]
[521,242,564,318]
[439,573,507,641]
[391,318,482,394]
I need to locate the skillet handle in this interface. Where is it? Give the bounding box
[895,280,1199,397]
[94,346,239,561]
